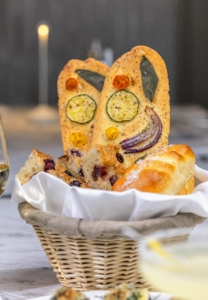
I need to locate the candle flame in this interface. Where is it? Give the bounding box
[38,24,49,37]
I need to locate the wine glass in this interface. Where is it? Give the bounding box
[139,228,208,300]
[0,117,9,196]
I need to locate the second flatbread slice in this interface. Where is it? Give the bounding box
[91,45,170,167]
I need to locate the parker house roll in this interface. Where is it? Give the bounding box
[58,58,110,153]
[112,144,195,195]
[90,45,170,167]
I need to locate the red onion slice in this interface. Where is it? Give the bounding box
[120,106,159,149]
[120,106,162,153]
[124,120,162,154]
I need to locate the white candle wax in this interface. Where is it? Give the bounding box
[38,24,49,105]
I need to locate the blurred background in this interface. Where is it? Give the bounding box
[1,0,208,107]
[0,0,208,195]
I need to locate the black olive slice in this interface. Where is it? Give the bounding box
[76,69,106,92]
[140,56,158,101]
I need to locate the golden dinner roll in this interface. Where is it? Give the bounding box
[112,144,195,195]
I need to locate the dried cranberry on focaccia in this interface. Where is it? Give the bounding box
[81,143,125,190]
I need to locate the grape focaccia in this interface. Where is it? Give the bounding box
[90,45,170,167]
[58,58,110,153]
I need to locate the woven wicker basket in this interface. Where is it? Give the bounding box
[18,202,206,291]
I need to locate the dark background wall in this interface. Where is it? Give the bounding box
[0,0,208,108]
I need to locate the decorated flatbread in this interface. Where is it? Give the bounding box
[90,45,170,167]
[58,58,110,153]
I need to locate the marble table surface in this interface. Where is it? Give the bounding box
[0,199,62,300]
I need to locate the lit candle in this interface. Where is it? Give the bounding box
[38,24,49,105]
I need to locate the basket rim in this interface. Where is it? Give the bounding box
[18,202,206,240]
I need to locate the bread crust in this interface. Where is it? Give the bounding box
[91,46,170,167]
[58,58,110,153]
[112,144,195,195]
[16,149,54,185]
[48,169,89,188]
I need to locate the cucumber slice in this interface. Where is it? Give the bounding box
[66,94,97,124]
[106,90,139,122]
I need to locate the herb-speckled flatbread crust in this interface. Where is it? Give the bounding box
[90,45,170,167]
[58,58,110,153]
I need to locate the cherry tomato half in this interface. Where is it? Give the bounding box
[66,77,78,91]
[113,75,129,90]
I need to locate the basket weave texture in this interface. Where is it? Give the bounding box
[18,202,206,291]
